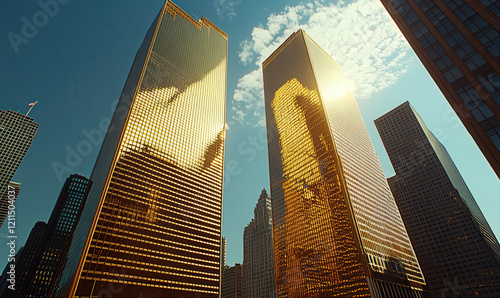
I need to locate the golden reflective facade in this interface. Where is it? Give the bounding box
[52,1,227,297]
[263,30,428,297]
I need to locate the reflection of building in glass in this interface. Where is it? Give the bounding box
[375,101,500,296]
[52,1,227,297]
[263,29,428,297]
[243,189,275,298]
[380,0,500,178]
[0,109,39,228]
[221,263,242,298]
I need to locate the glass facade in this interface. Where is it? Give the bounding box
[20,174,92,297]
[0,110,39,228]
[1,222,47,295]
[380,0,500,178]
[376,101,500,296]
[263,30,427,297]
[52,1,227,297]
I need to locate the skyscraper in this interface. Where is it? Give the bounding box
[0,109,39,227]
[221,236,227,270]
[52,1,227,297]
[375,101,500,296]
[15,174,92,297]
[243,189,275,298]
[263,29,428,297]
[0,221,47,296]
[0,246,23,297]
[379,0,500,178]
[221,263,242,298]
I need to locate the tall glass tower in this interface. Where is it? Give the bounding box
[17,174,92,297]
[379,0,500,178]
[0,109,39,227]
[52,1,227,297]
[0,221,47,296]
[263,30,428,297]
[375,101,500,296]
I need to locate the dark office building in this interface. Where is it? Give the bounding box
[243,189,275,298]
[0,246,23,297]
[0,221,47,296]
[375,101,500,296]
[52,1,227,297]
[379,0,500,177]
[263,29,428,297]
[221,264,242,298]
[0,174,91,297]
[15,174,91,297]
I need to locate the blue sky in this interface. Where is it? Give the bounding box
[0,0,498,271]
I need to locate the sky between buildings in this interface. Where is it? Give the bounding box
[0,0,498,270]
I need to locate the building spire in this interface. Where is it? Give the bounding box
[26,101,38,116]
[258,188,269,202]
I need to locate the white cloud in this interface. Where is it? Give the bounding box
[231,0,411,127]
[213,0,242,21]
[239,40,254,65]
[231,106,247,124]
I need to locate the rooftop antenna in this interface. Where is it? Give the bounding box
[26,101,38,116]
